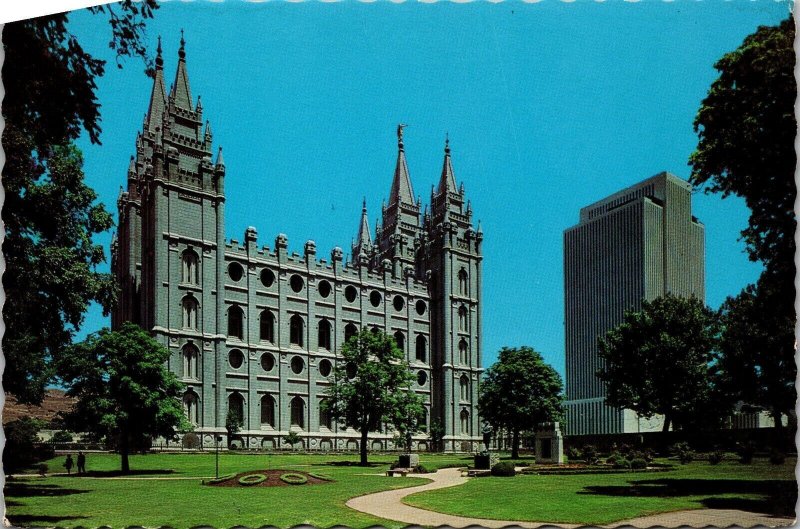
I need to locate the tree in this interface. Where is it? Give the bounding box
[3,418,53,473]
[2,1,159,405]
[596,295,720,433]
[390,388,426,452]
[323,330,420,466]
[717,280,795,432]
[478,347,564,459]
[283,431,301,450]
[689,17,796,436]
[57,323,188,473]
[428,419,445,453]
[225,409,243,447]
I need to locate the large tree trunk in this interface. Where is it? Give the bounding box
[511,429,520,460]
[120,428,130,474]
[360,428,369,466]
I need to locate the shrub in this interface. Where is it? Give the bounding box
[51,431,74,444]
[630,458,647,470]
[414,464,432,474]
[582,445,599,465]
[280,472,308,485]
[182,433,201,449]
[308,472,333,481]
[671,442,694,464]
[737,441,756,464]
[607,455,630,469]
[490,461,516,477]
[769,449,785,465]
[566,446,582,462]
[238,473,267,486]
[708,450,724,465]
[4,417,47,472]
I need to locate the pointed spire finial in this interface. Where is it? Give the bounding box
[156,35,163,69]
[397,123,407,151]
[178,29,186,60]
[362,196,367,212]
[215,146,225,168]
[445,132,450,155]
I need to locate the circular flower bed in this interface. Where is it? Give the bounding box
[280,472,308,485]
[238,473,268,486]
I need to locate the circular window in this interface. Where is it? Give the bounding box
[228,349,244,369]
[319,359,332,377]
[260,269,275,288]
[415,300,427,316]
[344,285,358,303]
[393,296,405,312]
[417,371,427,386]
[346,362,357,380]
[318,280,332,298]
[370,291,382,308]
[228,262,244,282]
[290,356,304,375]
[290,274,304,293]
[260,353,275,372]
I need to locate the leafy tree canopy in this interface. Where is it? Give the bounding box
[323,330,421,465]
[478,346,563,459]
[2,1,159,405]
[57,323,188,473]
[597,295,721,432]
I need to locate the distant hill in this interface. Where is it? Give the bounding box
[3,389,76,426]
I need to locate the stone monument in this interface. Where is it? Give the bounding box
[535,422,564,464]
[474,424,499,470]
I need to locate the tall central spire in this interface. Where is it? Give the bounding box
[171,30,193,111]
[144,36,166,135]
[438,133,457,193]
[388,123,414,206]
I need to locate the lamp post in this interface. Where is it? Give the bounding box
[215,435,222,478]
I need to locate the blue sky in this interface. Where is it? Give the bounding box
[69,0,789,377]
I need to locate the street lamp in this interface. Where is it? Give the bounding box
[215,435,222,478]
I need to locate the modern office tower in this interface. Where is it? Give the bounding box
[563,172,705,436]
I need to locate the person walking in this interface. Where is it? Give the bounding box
[77,451,86,474]
[64,454,74,475]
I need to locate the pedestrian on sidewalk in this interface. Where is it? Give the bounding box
[64,454,74,475]
[77,451,86,474]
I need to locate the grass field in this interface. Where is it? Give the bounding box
[6,453,796,528]
[5,452,468,528]
[403,458,797,525]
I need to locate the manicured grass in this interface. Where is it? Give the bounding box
[403,458,797,525]
[7,452,439,528]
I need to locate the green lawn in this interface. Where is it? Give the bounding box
[404,458,797,525]
[6,452,441,528]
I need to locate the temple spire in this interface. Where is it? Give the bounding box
[144,35,166,135]
[356,198,372,248]
[171,30,193,111]
[388,124,414,206]
[438,133,457,193]
[215,146,225,168]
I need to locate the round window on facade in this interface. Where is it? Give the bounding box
[344,285,358,303]
[228,262,244,282]
[261,268,275,288]
[260,353,275,372]
[417,370,428,386]
[290,274,304,293]
[346,362,357,380]
[228,349,244,369]
[318,280,332,298]
[370,291,382,308]
[393,295,405,312]
[415,300,427,316]
[290,356,305,375]
[319,359,332,377]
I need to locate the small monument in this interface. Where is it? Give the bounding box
[474,424,499,470]
[535,422,564,464]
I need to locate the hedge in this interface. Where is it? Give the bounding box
[238,473,268,486]
[280,472,308,485]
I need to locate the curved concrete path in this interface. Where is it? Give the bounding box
[346,468,795,528]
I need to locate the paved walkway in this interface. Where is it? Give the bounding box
[346,468,796,528]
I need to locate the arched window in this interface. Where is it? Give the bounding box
[460,409,470,435]
[318,319,332,350]
[290,315,304,347]
[319,400,332,429]
[459,340,469,365]
[458,305,468,332]
[260,394,275,427]
[458,269,468,296]
[260,310,275,342]
[184,392,199,426]
[182,250,199,285]
[183,344,199,380]
[182,296,198,330]
[290,397,305,428]
[416,335,427,363]
[394,331,405,352]
[228,392,244,425]
[421,407,428,431]
[228,305,244,339]
[460,375,470,401]
[344,323,358,343]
